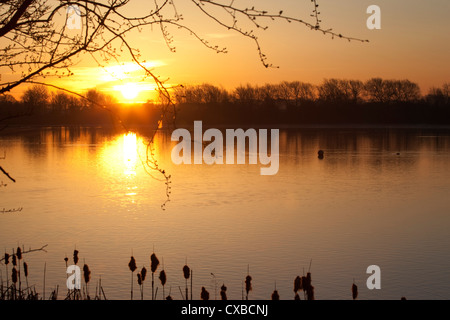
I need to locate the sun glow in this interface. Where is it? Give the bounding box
[116,83,141,101]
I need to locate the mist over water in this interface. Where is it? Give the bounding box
[1,126,450,300]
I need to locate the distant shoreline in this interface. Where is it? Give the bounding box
[2,123,450,136]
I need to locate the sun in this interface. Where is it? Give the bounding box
[117,83,140,101]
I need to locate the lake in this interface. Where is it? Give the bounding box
[1,126,450,300]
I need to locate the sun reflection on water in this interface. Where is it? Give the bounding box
[123,132,137,176]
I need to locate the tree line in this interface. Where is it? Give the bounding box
[0,86,161,127]
[0,78,449,127]
[173,78,450,125]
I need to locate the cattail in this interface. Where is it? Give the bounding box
[128,256,137,300]
[183,265,190,279]
[23,261,29,295]
[183,264,190,301]
[150,253,159,300]
[159,269,167,299]
[200,287,209,300]
[159,269,167,286]
[83,264,91,299]
[12,267,18,283]
[305,272,314,300]
[4,253,10,265]
[294,276,302,293]
[220,284,227,300]
[12,254,17,266]
[23,262,28,277]
[64,257,68,265]
[245,275,252,300]
[138,267,146,300]
[352,283,358,300]
[150,253,160,273]
[83,264,91,284]
[128,256,137,272]
[16,247,22,260]
[141,266,147,282]
[271,290,280,300]
[73,250,79,265]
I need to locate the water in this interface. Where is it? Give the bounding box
[1,126,449,300]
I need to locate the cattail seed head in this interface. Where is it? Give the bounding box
[302,275,311,292]
[294,276,302,293]
[183,265,190,280]
[64,257,68,263]
[11,267,18,284]
[150,253,159,273]
[245,275,252,294]
[128,256,137,272]
[12,254,17,266]
[83,264,91,284]
[220,284,228,300]
[352,283,358,300]
[141,266,147,282]
[272,290,280,300]
[73,250,79,265]
[200,287,209,300]
[137,273,142,286]
[23,262,28,277]
[4,253,9,265]
[159,269,167,286]
[16,247,22,260]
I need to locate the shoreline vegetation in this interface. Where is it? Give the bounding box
[0,79,449,130]
[1,247,371,301]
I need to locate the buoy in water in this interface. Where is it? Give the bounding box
[318,150,324,159]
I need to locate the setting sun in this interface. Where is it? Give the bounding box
[116,83,141,101]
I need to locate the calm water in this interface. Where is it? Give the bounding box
[1,126,450,300]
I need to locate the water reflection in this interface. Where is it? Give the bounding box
[123,132,137,176]
[1,127,450,300]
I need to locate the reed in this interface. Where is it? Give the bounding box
[245,275,252,300]
[150,253,160,300]
[220,284,227,300]
[182,264,190,301]
[200,286,209,300]
[352,282,358,300]
[128,256,137,300]
[159,269,167,300]
[11,267,17,300]
[271,290,280,300]
[23,261,29,296]
[140,266,147,300]
[294,275,302,300]
[245,265,252,300]
[16,247,22,298]
[4,252,9,291]
[83,264,91,299]
[73,250,79,265]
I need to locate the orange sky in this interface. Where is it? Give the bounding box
[4,0,450,103]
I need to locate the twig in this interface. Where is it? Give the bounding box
[0,245,48,263]
[0,165,15,183]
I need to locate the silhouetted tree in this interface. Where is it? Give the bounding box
[426,83,450,107]
[21,85,49,114]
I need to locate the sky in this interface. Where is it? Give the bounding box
[4,0,450,102]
